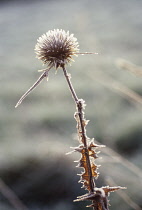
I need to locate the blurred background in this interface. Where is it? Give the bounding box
[0,0,142,209]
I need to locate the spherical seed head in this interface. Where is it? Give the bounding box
[35,29,79,69]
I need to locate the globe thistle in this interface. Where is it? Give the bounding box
[15,29,97,108]
[35,29,79,69]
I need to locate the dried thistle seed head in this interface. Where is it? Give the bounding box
[35,29,79,69]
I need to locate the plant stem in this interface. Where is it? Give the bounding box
[62,66,95,195]
[62,66,78,103]
[77,100,95,193]
[0,178,29,210]
[15,70,49,108]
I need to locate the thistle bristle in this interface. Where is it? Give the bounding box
[35,29,79,69]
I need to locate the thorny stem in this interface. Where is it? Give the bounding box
[77,101,95,193]
[62,66,95,205]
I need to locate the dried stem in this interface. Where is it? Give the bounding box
[62,65,125,210]
[0,178,29,210]
[77,101,95,193]
[62,65,78,103]
[15,70,49,108]
[116,58,142,77]
[86,70,142,106]
[62,65,95,208]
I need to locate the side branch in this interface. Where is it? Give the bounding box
[15,70,49,108]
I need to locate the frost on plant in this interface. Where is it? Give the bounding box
[16,29,125,210]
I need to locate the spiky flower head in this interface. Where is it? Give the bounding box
[35,29,79,69]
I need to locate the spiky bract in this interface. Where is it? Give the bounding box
[35,29,79,69]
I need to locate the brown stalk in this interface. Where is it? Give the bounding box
[62,65,96,208]
[62,65,125,210]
